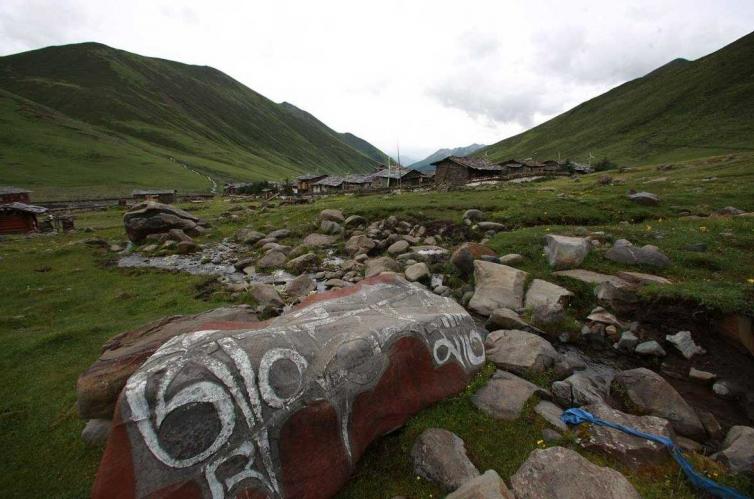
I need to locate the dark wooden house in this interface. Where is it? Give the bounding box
[520,159,546,175]
[0,186,31,204]
[295,174,328,194]
[132,189,177,204]
[0,202,48,234]
[432,156,503,186]
[343,174,373,191]
[312,176,344,194]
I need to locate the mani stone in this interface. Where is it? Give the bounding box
[92,274,486,499]
[582,403,673,470]
[472,370,545,421]
[123,201,206,243]
[544,234,590,269]
[76,306,258,420]
[484,329,560,375]
[612,368,705,439]
[713,426,754,475]
[411,428,480,491]
[510,446,641,499]
[468,261,528,316]
[447,470,513,499]
[524,279,573,309]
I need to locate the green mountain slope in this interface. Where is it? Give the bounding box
[482,31,754,165]
[0,42,387,199]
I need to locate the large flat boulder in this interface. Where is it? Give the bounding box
[411,428,480,490]
[713,426,754,475]
[524,279,573,309]
[582,403,674,470]
[76,306,258,420]
[510,447,641,499]
[468,261,528,316]
[472,370,545,421]
[92,274,486,498]
[544,235,590,269]
[612,368,704,439]
[123,202,204,243]
[485,330,559,375]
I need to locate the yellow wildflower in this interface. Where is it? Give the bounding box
[699,226,707,232]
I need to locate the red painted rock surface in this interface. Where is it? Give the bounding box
[92,274,484,498]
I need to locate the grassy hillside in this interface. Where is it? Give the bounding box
[482,31,754,165]
[0,43,387,199]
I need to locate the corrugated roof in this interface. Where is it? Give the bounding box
[0,202,48,214]
[0,186,31,194]
[430,156,502,171]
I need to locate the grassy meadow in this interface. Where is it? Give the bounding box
[1,153,753,497]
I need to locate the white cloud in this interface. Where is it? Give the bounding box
[1,0,753,159]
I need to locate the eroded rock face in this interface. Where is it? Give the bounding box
[92,275,486,499]
[510,447,641,499]
[411,428,480,490]
[123,202,205,243]
[468,261,527,316]
[612,368,704,439]
[76,306,258,420]
[582,403,673,470]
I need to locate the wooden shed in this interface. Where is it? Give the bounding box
[295,174,328,194]
[0,186,31,204]
[0,202,48,234]
[431,156,503,186]
[312,176,344,194]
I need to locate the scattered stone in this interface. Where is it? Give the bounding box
[324,278,351,289]
[302,233,337,247]
[551,366,616,408]
[688,367,716,383]
[499,253,524,265]
[248,282,284,312]
[76,306,257,419]
[123,202,205,242]
[531,303,565,327]
[343,215,366,228]
[628,191,660,205]
[319,208,344,222]
[524,279,573,309]
[285,274,316,298]
[167,228,193,243]
[286,252,318,273]
[176,240,199,254]
[472,370,545,420]
[81,419,112,447]
[320,220,343,235]
[535,400,567,432]
[665,331,705,359]
[486,308,530,331]
[93,275,485,497]
[387,239,410,255]
[605,239,671,268]
[582,403,673,469]
[612,368,705,438]
[542,428,562,443]
[586,308,622,328]
[698,410,724,441]
[405,262,430,282]
[712,380,742,400]
[451,242,496,275]
[446,469,513,499]
[485,330,559,375]
[478,221,505,231]
[468,261,528,316]
[411,428,480,491]
[345,234,376,256]
[510,447,641,499]
[715,206,745,216]
[616,331,639,352]
[409,245,450,264]
[684,242,708,252]
[463,209,485,222]
[544,235,590,269]
[257,250,287,270]
[267,228,291,240]
[713,426,754,474]
[635,340,666,357]
[365,256,401,277]
[552,269,624,285]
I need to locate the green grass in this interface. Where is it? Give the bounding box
[1,152,753,497]
[481,31,754,165]
[0,42,389,200]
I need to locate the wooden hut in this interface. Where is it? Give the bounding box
[295,174,328,194]
[0,186,31,204]
[0,202,48,234]
[431,156,503,185]
[312,176,344,194]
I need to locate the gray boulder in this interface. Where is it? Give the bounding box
[286,252,318,273]
[472,370,546,421]
[267,229,291,240]
[486,308,530,331]
[343,215,367,228]
[499,253,524,265]
[635,340,666,357]
[552,366,616,408]
[257,250,287,270]
[612,368,705,438]
[463,209,485,222]
[387,239,410,255]
[320,220,343,235]
[510,446,641,499]
[345,234,376,256]
[235,228,266,245]
[468,261,528,316]
[544,235,590,269]
[478,221,505,231]
[524,279,573,309]
[713,426,754,475]
[319,208,344,222]
[606,239,671,268]
[405,262,430,282]
[447,470,513,499]
[248,283,284,312]
[123,202,205,243]
[534,401,566,432]
[665,331,705,359]
[302,233,337,247]
[411,428,480,491]
[485,329,559,375]
[628,191,660,205]
[365,256,401,277]
[284,274,316,298]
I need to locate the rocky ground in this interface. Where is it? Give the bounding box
[1,154,754,498]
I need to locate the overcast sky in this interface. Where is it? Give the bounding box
[2,1,753,161]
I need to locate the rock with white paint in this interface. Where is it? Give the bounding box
[510,447,641,499]
[411,428,480,491]
[92,274,486,498]
[447,469,513,499]
[665,331,705,359]
[484,330,560,375]
[544,235,590,269]
[468,261,528,316]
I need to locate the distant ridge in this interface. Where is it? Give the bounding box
[480,31,754,165]
[410,143,487,171]
[0,42,389,199]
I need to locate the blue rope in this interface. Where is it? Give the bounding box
[560,408,749,499]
